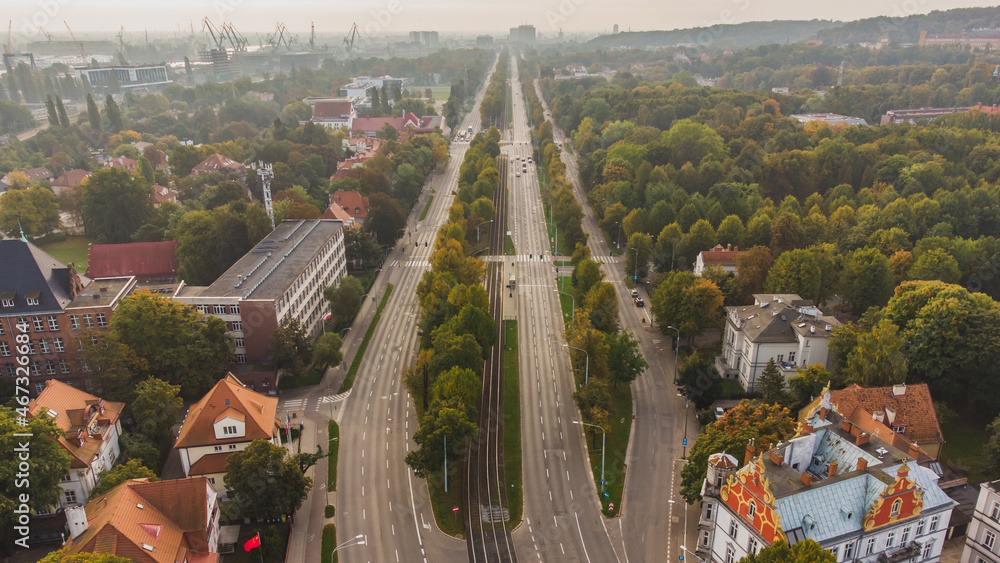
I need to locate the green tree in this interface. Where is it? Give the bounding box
[56,96,70,128]
[844,319,908,387]
[343,226,383,270]
[0,185,61,239]
[650,271,724,342]
[572,258,603,301]
[224,439,313,518]
[840,247,893,314]
[757,358,787,404]
[909,248,960,283]
[736,245,773,301]
[132,376,183,448]
[765,249,821,302]
[267,318,313,378]
[985,413,1000,478]
[365,191,406,244]
[84,330,147,403]
[324,275,365,328]
[119,434,162,471]
[90,459,159,498]
[172,210,218,285]
[312,333,343,371]
[0,407,72,522]
[663,119,726,169]
[606,329,648,387]
[38,550,133,563]
[104,94,123,132]
[86,93,101,131]
[678,355,722,410]
[82,167,153,244]
[584,282,619,333]
[739,539,836,563]
[789,364,830,412]
[431,366,481,412]
[137,156,155,185]
[45,94,59,126]
[680,400,795,503]
[405,407,478,478]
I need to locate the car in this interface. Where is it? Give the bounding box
[633,296,644,307]
[630,289,639,299]
[424,241,428,247]
[516,172,521,177]
[715,407,726,420]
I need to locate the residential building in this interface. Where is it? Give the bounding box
[0,166,54,192]
[331,137,384,179]
[322,203,358,227]
[151,183,179,206]
[28,379,124,509]
[50,169,92,197]
[716,294,840,392]
[789,113,868,126]
[329,190,369,225]
[0,240,141,392]
[337,84,376,108]
[104,156,138,171]
[409,31,439,46]
[174,374,280,492]
[698,390,955,563]
[351,111,422,137]
[310,98,357,129]
[87,242,179,282]
[962,480,1000,563]
[64,477,220,562]
[800,383,945,460]
[477,35,494,46]
[73,64,171,91]
[694,244,746,276]
[919,29,1000,50]
[191,154,247,186]
[510,25,537,44]
[173,219,346,363]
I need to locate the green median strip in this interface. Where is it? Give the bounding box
[328,420,339,490]
[338,284,394,393]
[555,276,574,330]
[420,195,434,221]
[503,320,522,526]
[321,523,337,563]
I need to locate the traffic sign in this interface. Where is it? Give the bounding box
[453,506,459,513]
[679,556,684,561]
[603,492,609,498]
[608,503,614,511]
[683,438,688,447]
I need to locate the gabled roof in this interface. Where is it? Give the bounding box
[28,379,124,468]
[188,452,231,476]
[175,374,279,448]
[151,184,178,204]
[322,202,356,225]
[313,100,355,119]
[698,244,745,264]
[51,169,92,187]
[104,157,137,170]
[0,239,90,315]
[350,112,421,134]
[831,384,945,447]
[331,190,369,219]
[192,154,245,175]
[87,242,179,280]
[67,477,217,563]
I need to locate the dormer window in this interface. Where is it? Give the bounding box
[891,499,901,517]
[893,426,905,433]
[223,425,237,435]
[1,292,14,307]
[747,501,756,520]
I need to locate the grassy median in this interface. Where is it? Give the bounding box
[503,320,522,526]
[328,420,339,490]
[420,195,434,221]
[555,276,574,331]
[321,523,337,563]
[339,284,394,393]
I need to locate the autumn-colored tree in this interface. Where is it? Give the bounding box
[736,245,773,301]
[584,282,619,333]
[0,185,61,238]
[651,271,724,343]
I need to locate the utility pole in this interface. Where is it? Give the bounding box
[256,161,275,229]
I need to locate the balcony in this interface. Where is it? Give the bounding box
[875,542,921,563]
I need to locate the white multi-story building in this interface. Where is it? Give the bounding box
[698,391,955,563]
[962,480,1000,563]
[716,294,840,392]
[28,379,124,509]
[174,219,346,364]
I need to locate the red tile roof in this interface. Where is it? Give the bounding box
[87,241,179,280]
[188,452,231,476]
[332,190,369,219]
[28,379,124,469]
[67,477,218,563]
[192,154,245,175]
[830,383,944,448]
[323,202,356,225]
[699,244,745,264]
[51,169,92,188]
[151,184,178,204]
[313,100,355,119]
[175,374,279,448]
[351,112,421,134]
[105,157,137,171]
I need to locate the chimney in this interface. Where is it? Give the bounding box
[828,461,838,478]
[885,406,896,425]
[769,450,783,466]
[840,419,852,432]
[66,506,89,538]
[819,407,829,421]
[872,411,885,423]
[744,439,757,466]
[855,432,870,446]
[800,422,814,435]
[908,442,923,460]
[892,384,906,396]
[857,458,868,472]
[801,472,812,486]
[726,243,732,251]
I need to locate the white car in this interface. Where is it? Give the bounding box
[715,407,725,420]
[516,172,521,177]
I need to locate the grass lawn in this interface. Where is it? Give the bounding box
[941,414,991,483]
[503,320,522,526]
[427,463,466,538]
[338,284,393,393]
[277,367,323,390]
[720,379,744,395]
[328,420,340,490]
[553,260,572,266]
[547,222,570,256]
[419,195,434,221]
[40,236,91,271]
[555,276,574,331]
[428,85,452,101]
[321,523,336,563]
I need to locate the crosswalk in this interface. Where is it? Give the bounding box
[400,260,431,268]
[279,398,307,411]
[314,390,353,411]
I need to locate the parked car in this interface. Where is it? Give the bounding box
[715,407,725,420]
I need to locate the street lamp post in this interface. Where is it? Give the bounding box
[563,344,589,385]
[332,327,351,420]
[332,534,365,558]
[476,219,494,242]
[677,392,691,458]
[632,247,639,283]
[615,221,622,250]
[553,289,574,327]
[573,420,605,493]
[666,325,680,384]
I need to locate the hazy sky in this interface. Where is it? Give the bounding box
[7,0,999,39]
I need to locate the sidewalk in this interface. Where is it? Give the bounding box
[285,415,323,562]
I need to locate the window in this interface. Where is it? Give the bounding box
[96,313,107,327]
[45,360,55,375]
[0,322,4,334]
[916,519,925,536]
[705,503,713,520]
[747,501,756,520]
[235,337,245,348]
[27,340,35,354]
[230,305,240,315]
[64,490,77,504]
[1,297,12,307]
[223,425,237,435]
[748,538,758,554]
[90,335,99,347]
[922,540,933,559]
[5,364,15,377]
[39,339,49,354]
[53,338,64,352]
[232,321,243,331]
[213,305,226,315]
[59,359,69,373]
[69,315,79,329]
[84,379,94,392]
[901,526,910,544]
[209,477,215,484]
[29,361,40,376]
[729,519,739,538]
[32,317,44,331]
[0,342,8,357]
[985,530,996,550]
[34,382,45,394]
[992,501,1000,520]
[60,474,72,482]
[80,358,89,372]
[788,351,795,364]
[214,445,223,452]
[47,316,58,331]
[229,444,238,450]
[777,354,784,363]
[886,531,895,548]
[929,515,939,532]
[865,537,876,556]
[701,531,710,547]
[82,314,93,328]
[237,354,247,364]
[725,546,735,563]
[893,425,905,433]
[891,499,901,517]
[829,547,838,560]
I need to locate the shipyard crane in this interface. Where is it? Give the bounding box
[202,17,224,50]
[265,22,296,52]
[116,26,128,65]
[344,22,360,56]
[37,26,53,41]
[220,22,248,52]
[4,20,11,55]
[64,20,86,59]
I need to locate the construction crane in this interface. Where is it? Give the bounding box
[309,21,315,50]
[265,22,296,52]
[116,26,128,65]
[219,22,248,52]
[63,20,86,59]
[344,22,360,55]
[37,26,53,41]
[837,60,845,87]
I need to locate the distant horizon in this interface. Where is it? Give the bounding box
[5,0,998,42]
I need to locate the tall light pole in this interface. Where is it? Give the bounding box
[563,344,589,385]
[476,219,494,242]
[332,534,365,558]
[666,325,680,384]
[677,392,690,457]
[615,221,622,251]
[332,327,351,420]
[553,289,574,327]
[632,247,639,284]
[573,420,605,493]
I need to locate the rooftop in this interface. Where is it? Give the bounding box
[725,294,838,343]
[67,276,136,308]
[28,379,124,468]
[829,383,945,448]
[0,239,90,316]
[175,374,279,448]
[187,219,342,300]
[87,241,179,281]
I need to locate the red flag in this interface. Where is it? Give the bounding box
[244,533,260,551]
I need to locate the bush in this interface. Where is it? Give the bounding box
[325,504,335,518]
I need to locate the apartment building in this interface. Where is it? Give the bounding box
[962,480,1000,563]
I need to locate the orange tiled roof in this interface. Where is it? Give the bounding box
[105,157,137,170]
[51,169,91,188]
[67,477,217,563]
[175,374,278,448]
[28,379,124,468]
[699,244,745,264]
[331,190,369,219]
[192,154,245,175]
[830,383,944,448]
[188,452,231,476]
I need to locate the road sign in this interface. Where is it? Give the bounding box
[683,438,688,447]
[453,506,460,513]
[603,492,609,498]
[608,503,614,511]
[679,556,684,561]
